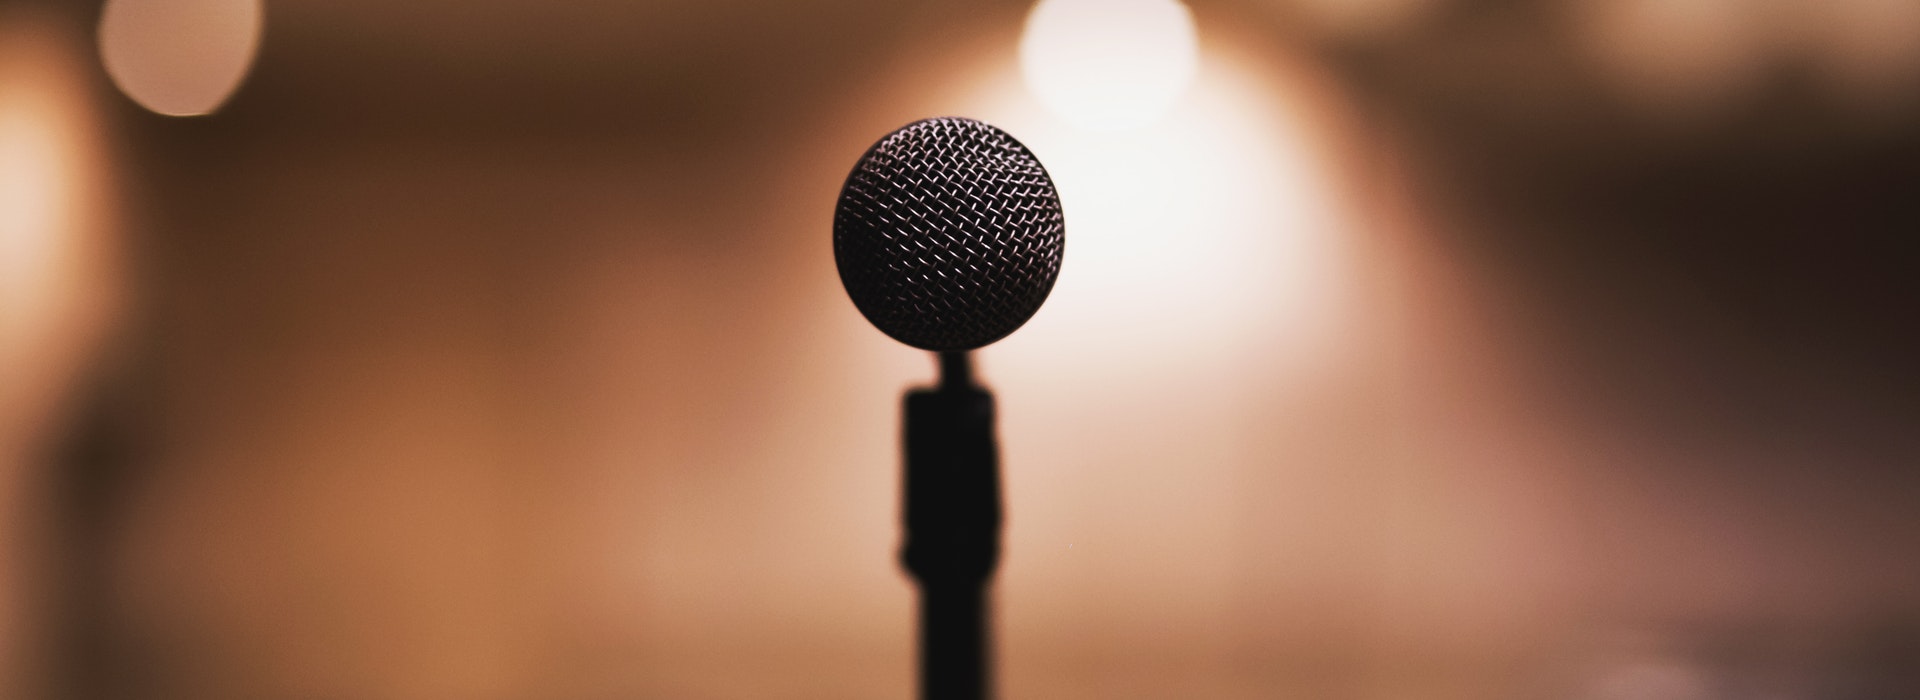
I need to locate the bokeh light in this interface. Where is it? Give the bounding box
[1019,0,1199,131]
[0,12,116,450]
[98,0,262,117]
[1574,0,1767,122]
[1795,0,1920,114]
[966,40,1357,381]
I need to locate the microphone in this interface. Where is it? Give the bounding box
[834,117,1063,700]
[835,116,1065,352]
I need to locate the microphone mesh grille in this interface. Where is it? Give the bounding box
[834,117,1065,351]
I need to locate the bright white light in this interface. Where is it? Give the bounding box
[964,55,1353,376]
[98,0,262,117]
[1020,0,1200,131]
[942,48,1361,652]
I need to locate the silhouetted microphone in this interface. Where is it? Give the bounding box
[834,117,1062,700]
[835,116,1064,351]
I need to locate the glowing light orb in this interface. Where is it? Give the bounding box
[98,0,262,117]
[0,15,117,456]
[1019,0,1200,131]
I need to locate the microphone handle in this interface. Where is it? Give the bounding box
[901,352,1001,700]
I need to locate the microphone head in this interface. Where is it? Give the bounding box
[834,117,1065,352]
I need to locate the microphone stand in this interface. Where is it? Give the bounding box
[902,351,1001,700]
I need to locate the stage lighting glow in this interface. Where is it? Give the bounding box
[963,51,1354,376]
[1019,0,1199,131]
[0,14,115,454]
[98,0,262,116]
[1803,0,1920,112]
[1574,0,1765,121]
[0,104,69,298]
[946,46,1364,657]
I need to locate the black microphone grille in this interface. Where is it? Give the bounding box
[833,117,1065,352]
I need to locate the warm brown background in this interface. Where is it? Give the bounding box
[3,0,1917,698]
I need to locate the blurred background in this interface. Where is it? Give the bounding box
[2,0,1917,697]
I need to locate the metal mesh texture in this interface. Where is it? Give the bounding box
[834,117,1065,351]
